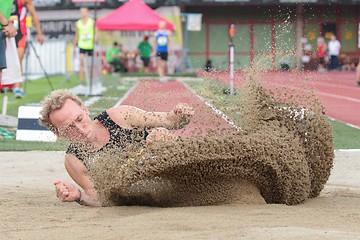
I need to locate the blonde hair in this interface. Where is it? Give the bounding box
[39,89,84,131]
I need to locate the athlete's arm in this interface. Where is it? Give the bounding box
[153,32,157,52]
[1,13,16,38]
[168,31,172,53]
[25,0,44,44]
[94,26,99,44]
[0,12,8,26]
[108,104,194,130]
[73,22,79,48]
[53,154,101,207]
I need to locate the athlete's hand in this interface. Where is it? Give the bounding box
[171,103,195,129]
[37,33,45,44]
[54,180,80,202]
[2,22,17,38]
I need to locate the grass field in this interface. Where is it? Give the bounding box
[0,75,79,117]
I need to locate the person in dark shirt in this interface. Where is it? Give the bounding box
[137,36,152,73]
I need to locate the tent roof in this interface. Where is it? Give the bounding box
[96,0,175,31]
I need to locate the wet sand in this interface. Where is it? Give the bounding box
[0,150,359,240]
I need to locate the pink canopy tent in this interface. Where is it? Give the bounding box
[96,0,175,31]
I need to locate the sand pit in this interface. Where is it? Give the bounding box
[0,73,356,239]
[0,150,359,239]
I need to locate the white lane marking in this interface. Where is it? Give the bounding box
[114,81,140,107]
[181,81,242,131]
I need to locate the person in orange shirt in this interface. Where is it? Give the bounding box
[316,37,327,72]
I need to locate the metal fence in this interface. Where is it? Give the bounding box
[23,40,68,80]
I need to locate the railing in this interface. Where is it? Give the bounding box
[23,40,68,80]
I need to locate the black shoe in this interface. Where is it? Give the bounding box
[357,81,360,86]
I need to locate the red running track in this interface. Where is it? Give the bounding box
[200,71,360,128]
[120,80,234,137]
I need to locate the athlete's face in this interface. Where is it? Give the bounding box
[80,7,89,19]
[158,21,166,30]
[50,99,94,143]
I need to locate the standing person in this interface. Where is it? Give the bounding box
[328,35,341,71]
[0,1,18,83]
[39,89,194,207]
[154,20,171,82]
[316,37,327,72]
[8,0,44,98]
[137,35,152,73]
[73,7,98,85]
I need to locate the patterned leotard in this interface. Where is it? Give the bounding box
[66,111,148,170]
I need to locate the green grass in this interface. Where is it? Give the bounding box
[0,73,134,151]
[185,78,360,150]
[0,75,79,117]
[186,79,243,123]
[0,138,70,151]
[329,120,360,150]
[88,75,135,118]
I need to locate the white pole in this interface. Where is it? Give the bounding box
[2,91,8,115]
[230,44,234,95]
[229,24,235,95]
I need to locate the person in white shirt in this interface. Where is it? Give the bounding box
[328,35,341,70]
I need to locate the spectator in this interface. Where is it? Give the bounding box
[153,20,171,82]
[328,35,341,71]
[204,59,213,72]
[106,42,126,73]
[9,0,44,98]
[137,35,152,73]
[341,55,356,71]
[73,7,98,85]
[0,3,19,84]
[316,37,327,72]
